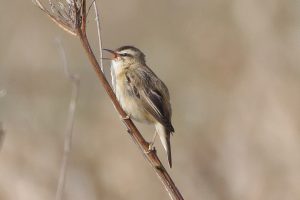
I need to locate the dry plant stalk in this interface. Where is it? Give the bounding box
[33,1,184,199]
[0,122,4,151]
[0,91,6,151]
[55,38,80,200]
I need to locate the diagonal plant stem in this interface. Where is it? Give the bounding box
[33,1,184,199]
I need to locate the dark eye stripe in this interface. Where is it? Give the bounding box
[120,53,132,57]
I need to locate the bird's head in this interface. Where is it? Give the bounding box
[103,46,146,67]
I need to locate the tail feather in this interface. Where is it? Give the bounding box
[155,123,172,168]
[166,133,172,168]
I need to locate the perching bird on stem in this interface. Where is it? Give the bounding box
[104,46,175,168]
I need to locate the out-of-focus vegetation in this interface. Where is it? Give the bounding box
[1,1,300,200]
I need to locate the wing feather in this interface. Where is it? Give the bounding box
[126,68,174,132]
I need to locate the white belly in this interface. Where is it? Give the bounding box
[115,82,154,123]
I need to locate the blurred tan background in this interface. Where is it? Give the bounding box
[1,0,300,200]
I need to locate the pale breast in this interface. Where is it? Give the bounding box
[115,75,155,124]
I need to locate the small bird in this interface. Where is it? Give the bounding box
[103,46,175,168]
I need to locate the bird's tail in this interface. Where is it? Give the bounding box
[155,123,172,168]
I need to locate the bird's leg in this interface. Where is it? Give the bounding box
[144,131,157,154]
[121,114,131,120]
[148,130,158,151]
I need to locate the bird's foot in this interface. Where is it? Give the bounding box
[144,144,155,154]
[144,130,158,153]
[121,114,131,120]
[147,131,158,151]
[148,142,155,151]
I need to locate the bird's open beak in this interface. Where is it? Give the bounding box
[103,48,118,59]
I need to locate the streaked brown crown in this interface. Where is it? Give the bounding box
[115,46,146,63]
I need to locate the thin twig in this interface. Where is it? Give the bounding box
[55,38,80,200]
[93,0,104,72]
[87,0,95,17]
[0,122,5,152]
[0,90,6,152]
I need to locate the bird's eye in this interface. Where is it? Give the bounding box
[120,53,130,57]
